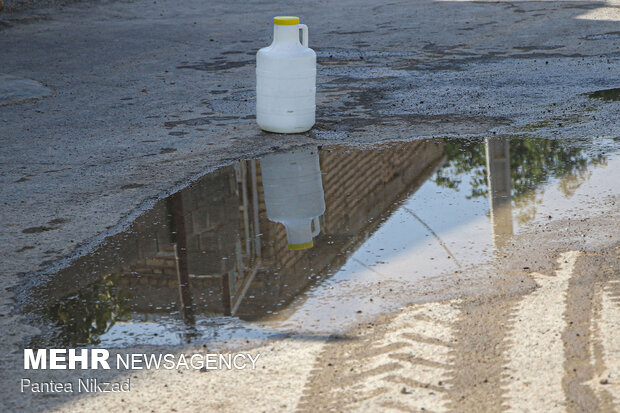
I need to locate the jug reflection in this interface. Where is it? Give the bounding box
[260,146,325,249]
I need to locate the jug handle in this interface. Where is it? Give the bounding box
[311,216,320,237]
[299,24,308,47]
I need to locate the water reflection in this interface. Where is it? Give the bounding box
[434,138,606,223]
[21,137,615,347]
[485,138,514,248]
[261,146,325,250]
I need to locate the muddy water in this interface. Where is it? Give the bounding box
[18,137,619,348]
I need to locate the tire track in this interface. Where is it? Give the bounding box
[502,251,580,412]
[562,252,600,413]
[588,278,620,411]
[296,301,461,412]
[295,247,620,413]
[444,294,518,412]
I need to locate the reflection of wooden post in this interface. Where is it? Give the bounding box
[485,138,513,249]
[168,193,195,326]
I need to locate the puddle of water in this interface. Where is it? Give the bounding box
[19,137,619,348]
[588,88,620,101]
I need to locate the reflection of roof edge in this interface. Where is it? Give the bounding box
[238,146,448,321]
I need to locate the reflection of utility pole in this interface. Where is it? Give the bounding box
[402,207,462,268]
[485,138,513,249]
[168,193,196,332]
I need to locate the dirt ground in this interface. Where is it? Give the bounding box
[7,209,617,412]
[1,0,619,411]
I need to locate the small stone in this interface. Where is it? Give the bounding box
[600,378,609,385]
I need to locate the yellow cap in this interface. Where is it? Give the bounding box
[288,241,313,250]
[273,16,300,25]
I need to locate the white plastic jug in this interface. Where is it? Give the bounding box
[260,146,325,249]
[256,16,316,133]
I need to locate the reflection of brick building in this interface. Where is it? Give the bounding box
[29,165,256,322]
[113,165,246,317]
[238,140,445,318]
[29,140,445,331]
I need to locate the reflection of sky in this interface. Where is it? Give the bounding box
[336,171,491,280]
[278,166,493,332]
[278,147,620,333]
[522,155,620,224]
